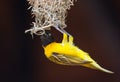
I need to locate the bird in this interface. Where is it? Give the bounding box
[40,31,114,74]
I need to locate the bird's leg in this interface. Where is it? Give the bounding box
[54,26,71,36]
[62,33,68,44]
[54,26,74,44]
[68,35,74,44]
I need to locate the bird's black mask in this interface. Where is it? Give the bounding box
[40,31,54,47]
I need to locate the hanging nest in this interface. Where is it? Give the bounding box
[26,0,77,35]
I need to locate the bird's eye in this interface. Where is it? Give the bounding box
[48,33,51,36]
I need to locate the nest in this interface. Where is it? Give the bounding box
[26,0,77,35]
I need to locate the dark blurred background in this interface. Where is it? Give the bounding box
[0,0,120,82]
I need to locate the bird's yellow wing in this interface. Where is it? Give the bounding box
[48,52,114,73]
[49,52,92,65]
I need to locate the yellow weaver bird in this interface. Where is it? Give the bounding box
[40,31,114,74]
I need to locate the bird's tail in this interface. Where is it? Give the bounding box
[82,61,114,74]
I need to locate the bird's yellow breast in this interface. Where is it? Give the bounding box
[43,42,86,59]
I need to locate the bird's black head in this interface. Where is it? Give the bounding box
[40,31,54,47]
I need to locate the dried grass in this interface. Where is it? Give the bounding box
[25,0,77,35]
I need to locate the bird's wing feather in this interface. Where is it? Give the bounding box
[49,52,92,65]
